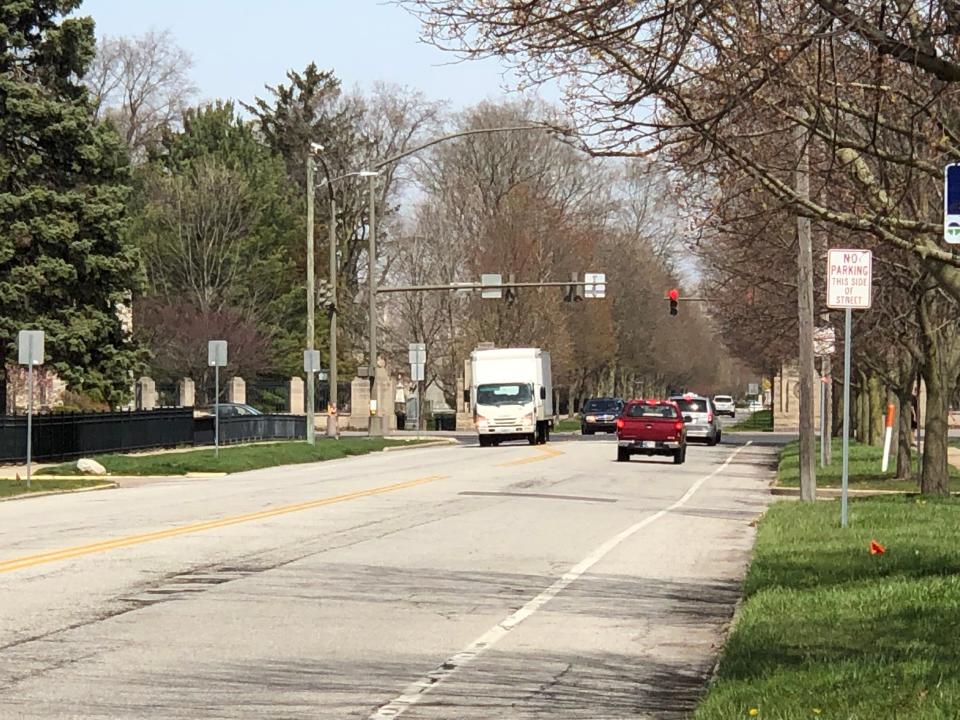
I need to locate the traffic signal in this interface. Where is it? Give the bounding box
[564,272,584,302]
[668,288,679,316]
[504,273,517,304]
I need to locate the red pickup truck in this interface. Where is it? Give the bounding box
[615,399,687,464]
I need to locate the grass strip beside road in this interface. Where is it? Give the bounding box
[0,477,111,499]
[695,496,960,719]
[554,417,581,433]
[38,438,431,477]
[777,439,960,492]
[726,409,773,432]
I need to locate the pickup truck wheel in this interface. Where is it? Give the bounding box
[617,448,630,462]
[673,448,686,464]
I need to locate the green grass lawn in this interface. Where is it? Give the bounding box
[777,439,960,492]
[0,477,112,498]
[727,409,773,432]
[38,438,429,476]
[554,417,581,433]
[695,496,960,719]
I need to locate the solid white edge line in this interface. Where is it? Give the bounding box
[367,441,754,719]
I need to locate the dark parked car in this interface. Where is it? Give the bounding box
[197,403,264,418]
[580,397,624,435]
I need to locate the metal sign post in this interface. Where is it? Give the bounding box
[208,340,228,457]
[826,249,873,528]
[409,343,426,432]
[18,330,44,489]
[303,349,322,445]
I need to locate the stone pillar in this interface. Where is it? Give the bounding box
[178,378,195,407]
[137,376,157,411]
[350,377,370,430]
[227,376,246,404]
[372,363,395,431]
[289,376,305,414]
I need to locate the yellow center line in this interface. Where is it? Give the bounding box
[0,474,446,575]
[498,446,565,467]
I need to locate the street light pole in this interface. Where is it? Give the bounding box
[305,152,316,445]
[368,171,383,437]
[326,195,339,438]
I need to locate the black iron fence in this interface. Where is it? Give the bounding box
[314,381,352,414]
[0,409,195,463]
[0,408,308,464]
[247,377,291,414]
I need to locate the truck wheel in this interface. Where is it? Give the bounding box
[528,433,537,446]
[617,448,630,462]
[673,447,686,464]
[479,436,491,448]
[707,435,717,447]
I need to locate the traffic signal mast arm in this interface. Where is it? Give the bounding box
[377,280,598,293]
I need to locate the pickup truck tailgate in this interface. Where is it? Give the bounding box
[617,416,682,442]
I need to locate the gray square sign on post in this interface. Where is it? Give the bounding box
[480,273,502,299]
[208,340,228,367]
[17,329,44,490]
[18,330,44,366]
[584,272,607,299]
[408,343,426,365]
[303,349,322,374]
[207,340,227,458]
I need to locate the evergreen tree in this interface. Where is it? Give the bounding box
[0,1,143,407]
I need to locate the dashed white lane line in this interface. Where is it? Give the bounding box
[368,442,754,718]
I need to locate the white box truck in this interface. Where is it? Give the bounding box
[470,348,553,447]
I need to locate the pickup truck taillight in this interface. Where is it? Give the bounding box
[674,421,684,431]
[616,418,625,430]
[707,412,714,422]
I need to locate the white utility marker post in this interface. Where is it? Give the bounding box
[303,349,322,445]
[208,341,228,458]
[18,330,44,489]
[409,343,426,433]
[813,325,836,467]
[881,403,896,472]
[826,249,873,528]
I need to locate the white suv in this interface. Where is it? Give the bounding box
[712,395,736,418]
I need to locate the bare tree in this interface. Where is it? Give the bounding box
[85,29,196,157]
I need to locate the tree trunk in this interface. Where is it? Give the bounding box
[869,375,884,446]
[920,358,951,496]
[896,387,914,480]
[0,365,6,415]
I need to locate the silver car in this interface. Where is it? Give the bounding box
[670,394,721,446]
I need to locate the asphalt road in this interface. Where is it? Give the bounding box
[0,431,778,719]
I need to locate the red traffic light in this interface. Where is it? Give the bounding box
[667,288,679,301]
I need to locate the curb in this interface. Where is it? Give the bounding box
[382,439,458,452]
[0,481,118,503]
[769,486,959,498]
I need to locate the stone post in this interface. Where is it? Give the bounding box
[289,377,305,415]
[227,376,246,404]
[177,378,196,407]
[137,376,157,411]
[350,377,371,430]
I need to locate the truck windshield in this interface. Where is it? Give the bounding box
[477,383,533,406]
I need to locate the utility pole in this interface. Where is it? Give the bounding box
[305,151,316,445]
[796,114,817,500]
[326,196,339,438]
[367,172,383,437]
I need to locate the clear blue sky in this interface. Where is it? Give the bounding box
[79,0,556,109]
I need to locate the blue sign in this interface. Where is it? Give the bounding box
[945,164,960,244]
